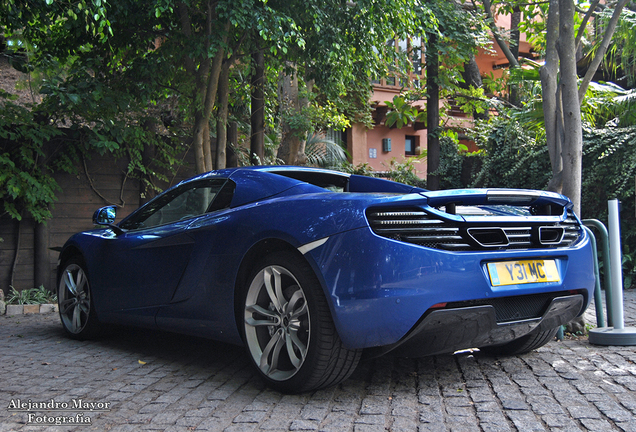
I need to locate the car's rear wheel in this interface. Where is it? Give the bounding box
[481,326,559,356]
[58,257,101,340]
[242,251,361,393]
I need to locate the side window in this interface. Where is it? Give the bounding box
[121,179,231,230]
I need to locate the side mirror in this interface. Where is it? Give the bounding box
[92,206,125,235]
[93,206,117,225]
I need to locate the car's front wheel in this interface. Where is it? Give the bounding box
[58,257,101,340]
[242,251,361,393]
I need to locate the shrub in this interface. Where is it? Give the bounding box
[5,286,57,305]
[469,116,551,190]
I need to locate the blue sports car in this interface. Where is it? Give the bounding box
[57,166,595,393]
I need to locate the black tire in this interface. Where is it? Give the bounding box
[240,251,361,393]
[58,257,101,340]
[481,327,559,356]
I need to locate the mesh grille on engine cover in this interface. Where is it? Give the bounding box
[367,208,581,251]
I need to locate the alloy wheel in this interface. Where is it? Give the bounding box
[59,263,91,334]
[244,265,310,381]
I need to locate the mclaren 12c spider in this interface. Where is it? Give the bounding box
[57,166,595,392]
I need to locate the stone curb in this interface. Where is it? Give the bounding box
[0,302,58,315]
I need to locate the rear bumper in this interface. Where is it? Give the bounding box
[306,227,595,350]
[372,294,584,357]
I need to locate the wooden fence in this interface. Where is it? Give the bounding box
[0,152,196,295]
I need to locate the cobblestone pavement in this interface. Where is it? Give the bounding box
[2,291,636,432]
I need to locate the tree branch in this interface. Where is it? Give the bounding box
[578,0,629,102]
[540,0,561,191]
[515,1,549,5]
[480,0,520,68]
[10,213,23,288]
[83,155,125,208]
[575,0,601,52]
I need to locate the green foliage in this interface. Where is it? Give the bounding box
[463,114,636,287]
[283,99,351,140]
[6,285,57,305]
[621,249,635,290]
[335,162,376,177]
[0,91,184,223]
[304,132,349,168]
[382,156,427,188]
[424,0,490,87]
[582,123,636,207]
[470,115,551,190]
[232,133,284,167]
[492,0,549,56]
[435,136,465,190]
[0,102,63,222]
[384,96,426,129]
[581,123,636,280]
[599,6,636,88]
[451,85,490,117]
[582,82,636,128]
[381,0,491,126]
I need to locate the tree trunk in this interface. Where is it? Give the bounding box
[541,0,563,194]
[558,0,584,216]
[559,1,586,331]
[426,31,440,191]
[10,215,22,289]
[179,1,229,175]
[216,61,231,170]
[250,48,265,165]
[509,6,521,107]
[141,119,158,205]
[227,121,239,167]
[461,53,488,120]
[277,65,302,165]
[191,47,225,174]
[295,79,314,166]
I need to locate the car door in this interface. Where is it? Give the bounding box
[91,178,229,316]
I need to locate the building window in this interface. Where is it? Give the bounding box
[375,37,424,89]
[405,135,417,156]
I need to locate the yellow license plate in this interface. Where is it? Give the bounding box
[487,260,560,286]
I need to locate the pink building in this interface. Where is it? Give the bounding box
[346,13,534,179]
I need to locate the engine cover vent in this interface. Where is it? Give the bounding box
[367,207,582,251]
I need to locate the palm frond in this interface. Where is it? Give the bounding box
[304,132,349,168]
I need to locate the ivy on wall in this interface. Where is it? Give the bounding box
[0,100,62,223]
[0,97,187,224]
[581,123,636,246]
[469,116,551,191]
[439,115,636,288]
